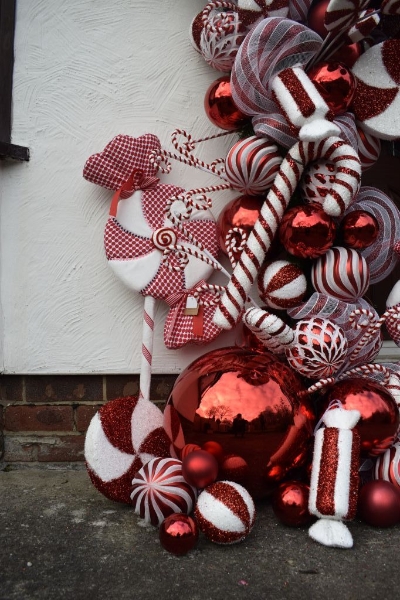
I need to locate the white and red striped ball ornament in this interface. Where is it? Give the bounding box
[194,481,256,544]
[300,160,336,205]
[224,136,282,196]
[374,443,400,491]
[356,127,381,171]
[200,12,246,72]
[311,246,370,302]
[257,260,307,310]
[131,457,197,526]
[84,396,171,504]
[286,317,349,379]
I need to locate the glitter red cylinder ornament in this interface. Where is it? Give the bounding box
[204,76,249,131]
[278,204,337,259]
[339,210,379,250]
[217,195,265,262]
[358,480,400,527]
[308,62,356,116]
[272,481,312,527]
[182,450,219,489]
[159,513,199,555]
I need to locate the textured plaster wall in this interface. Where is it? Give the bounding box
[0,0,238,374]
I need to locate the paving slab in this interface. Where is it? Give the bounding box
[0,468,399,600]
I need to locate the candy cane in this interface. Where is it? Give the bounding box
[139,296,156,402]
[214,137,361,329]
[243,307,294,355]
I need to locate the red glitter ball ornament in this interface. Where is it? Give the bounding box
[308,62,356,116]
[182,449,219,489]
[307,0,330,38]
[159,513,199,555]
[339,210,379,250]
[358,480,400,527]
[204,76,249,131]
[278,204,336,259]
[272,481,312,527]
[217,195,265,262]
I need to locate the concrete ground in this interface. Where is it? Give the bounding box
[0,467,399,600]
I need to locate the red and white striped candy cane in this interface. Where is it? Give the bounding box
[214,137,361,329]
[139,296,156,402]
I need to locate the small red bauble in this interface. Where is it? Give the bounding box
[278,204,336,259]
[307,0,330,38]
[204,76,249,131]
[358,480,400,527]
[220,454,249,485]
[272,481,312,527]
[340,210,379,250]
[308,62,356,116]
[202,440,225,463]
[182,450,219,489]
[217,195,264,261]
[159,513,199,555]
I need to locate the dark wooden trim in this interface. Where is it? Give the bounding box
[0,141,29,161]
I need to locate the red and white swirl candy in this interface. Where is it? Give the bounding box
[311,246,370,302]
[374,443,400,491]
[356,127,381,171]
[324,0,371,36]
[131,457,197,526]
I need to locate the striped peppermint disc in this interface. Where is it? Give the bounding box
[374,443,400,491]
[257,260,307,310]
[356,127,381,172]
[324,0,371,36]
[224,136,282,195]
[131,458,197,526]
[194,481,255,544]
[311,246,370,302]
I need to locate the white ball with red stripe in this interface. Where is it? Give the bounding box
[200,11,245,72]
[374,443,400,491]
[258,260,307,310]
[300,161,336,205]
[131,458,197,526]
[194,480,255,544]
[224,136,282,196]
[311,246,370,302]
[84,396,171,504]
[356,127,381,172]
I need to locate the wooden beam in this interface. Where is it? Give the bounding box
[0,141,30,161]
[0,0,16,143]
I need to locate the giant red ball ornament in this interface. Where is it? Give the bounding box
[278,204,336,259]
[272,481,312,527]
[308,62,356,116]
[204,76,249,131]
[358,480,400,527]
[159,513,199,555]
[165,348,315,498]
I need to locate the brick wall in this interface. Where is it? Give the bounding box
[0,374,176,465]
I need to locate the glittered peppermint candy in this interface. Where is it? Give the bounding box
[200,11,246,72]
[285,317,348,379]
[374,443,400,491]
[257,260,307,310]
[311,246,370,302]
[301,161,337,204]
[194,481,256,544]
[84,396,171,504]
[356,127,381,171]
[131,458,197,526]
[324,0,371,36]
[381,0,400,15]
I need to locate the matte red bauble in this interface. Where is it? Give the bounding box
[308,62,356,116]
[358,480,400,527]
[340,210,379,250]
[307,0,330,38]
[182,450,219,489]
[320,378,399,457]
[220,454,249,484]
[159,513,199,555]
[204,76,249,131]
[165,348,315,498]
[272,481,313,527]
[217,195,264,261]
[202,440,225,463]
[279,204,336,259]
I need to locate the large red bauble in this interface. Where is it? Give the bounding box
[165,347,315,498]
[278,204,336,259]
[204,76,249,131]
[308,62,356,116]
[159,513,199,555]
[320,378,400,457]
[272,481,312,527]
[307,0,330,38]
[217,195,264,262]
[358,480,400,527]
[339,210,379,250]
[182,450,219,489]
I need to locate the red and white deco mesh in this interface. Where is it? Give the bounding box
[374,443,400,490]
[130,457,197,526]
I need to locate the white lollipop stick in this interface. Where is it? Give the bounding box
[139,296,156,402]
[214,137,361,329]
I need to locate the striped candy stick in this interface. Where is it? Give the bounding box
[139,296,156,402]
[214,137,361,330]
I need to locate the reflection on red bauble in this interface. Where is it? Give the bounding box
[279,204,336,259]
[159,513,199,555]
[165,348,315,498]
[217,195,265,261]
[202,440,224,463]
[307,0,330,38]
[182,450,219,489]
[204,76,249,131]
[272,481,312,527]
[331,42,362,68]
[320,378,399,457]
[340,210,379,250]
[358,481,400,527]
[308,62,356,116]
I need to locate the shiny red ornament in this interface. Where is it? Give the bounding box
[358,480,400,527]
[202,440,225,463]
[278,204,336,259]
[320,378,400,457]
[220,454,249,485]
[272,481,313,527]
[217,195,265,262]
[159,513,199,555]
[330,42,362,68]
[204,76,249,131]
[307,0,330,38]
[165,348,315,498]
[340,210,379,250]
[182,450,219,489]
[308,62,356,116]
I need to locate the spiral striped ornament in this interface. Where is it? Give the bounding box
[311,247,370,302]
[214,137,361,329]
[224,136,282,196]
[374,443,400,491]
[356,127,381,172]
[131,458,197,526]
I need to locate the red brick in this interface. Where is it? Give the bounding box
[4,405,74,432]
[3,434,85,462]
[75,404,102,432]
